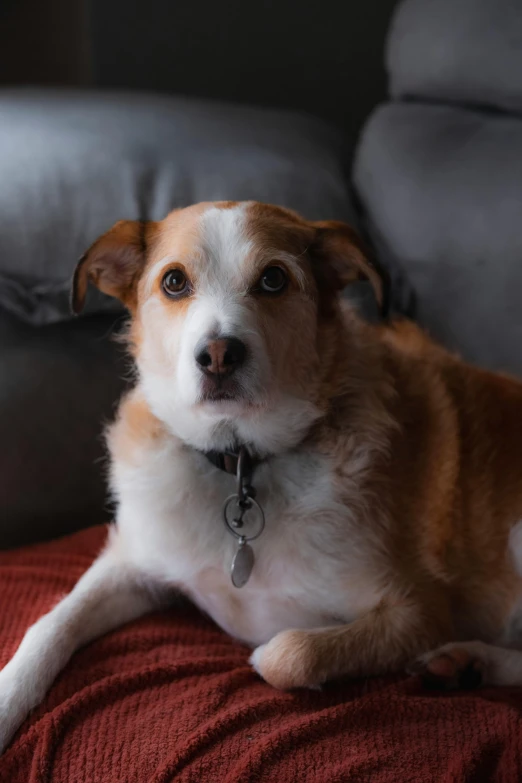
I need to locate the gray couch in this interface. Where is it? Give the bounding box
[355,0,522,375]
[1,0,521,548]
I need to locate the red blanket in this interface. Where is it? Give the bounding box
[0,526,521,782]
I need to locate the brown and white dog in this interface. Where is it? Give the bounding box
[1,200,522,753]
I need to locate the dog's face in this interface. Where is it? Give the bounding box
[73,201,381,454]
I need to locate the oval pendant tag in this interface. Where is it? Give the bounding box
[231,542,254,588]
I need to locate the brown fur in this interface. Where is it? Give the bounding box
[266,316,522,688]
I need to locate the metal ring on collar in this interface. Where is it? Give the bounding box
[223,494,266,541]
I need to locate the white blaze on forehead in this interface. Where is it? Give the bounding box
[199,203,253,283]
[200,203,309,291]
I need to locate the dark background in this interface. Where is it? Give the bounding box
[0,0,397,143]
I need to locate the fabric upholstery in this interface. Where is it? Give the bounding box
[1,525,522,782]
[354,102,522,376]
[0,309,127,548]
[388,0,522,113]
[354,0,522,376]
[0,89,359,325]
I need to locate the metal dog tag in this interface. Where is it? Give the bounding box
[222,448,266,588]
[231,537,254,588]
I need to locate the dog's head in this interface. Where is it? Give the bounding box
[72,202,382,454]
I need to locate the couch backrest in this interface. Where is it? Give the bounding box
[388,0,522,114]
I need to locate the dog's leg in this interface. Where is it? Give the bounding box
[412,641,522,689]
[250,600,444,690]
[0,542,157,753]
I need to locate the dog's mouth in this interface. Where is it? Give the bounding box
[199,376,244,404]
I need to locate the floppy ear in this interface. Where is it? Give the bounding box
[311,220,384,309]
[71,220,157,314]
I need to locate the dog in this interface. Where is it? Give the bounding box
[1,200,522,754]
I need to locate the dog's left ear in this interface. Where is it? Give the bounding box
[311,220,383,309]
[71,220,157,315]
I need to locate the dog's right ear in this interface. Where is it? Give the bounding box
[310,221,384,309]
[71,220,157,315]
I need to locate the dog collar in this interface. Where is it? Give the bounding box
[203,446,258,477]
[203,446,266,588]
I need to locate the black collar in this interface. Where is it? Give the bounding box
[204,448,242,475]
[203,445,262,480]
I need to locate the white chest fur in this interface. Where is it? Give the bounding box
[112,440,384,647]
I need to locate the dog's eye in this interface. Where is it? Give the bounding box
[258,266,287,294]
[162,269,188,297]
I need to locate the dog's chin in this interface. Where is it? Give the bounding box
[197,377,255,416]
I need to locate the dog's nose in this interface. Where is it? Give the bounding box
[195,337,247,376]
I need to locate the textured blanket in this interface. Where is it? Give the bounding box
[0,526,521,782]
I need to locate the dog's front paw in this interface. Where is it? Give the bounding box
[250,629,323,690]
[410,641,487,690]
[0,716,18,757]
[0,707,19,755]
[0,670,31,755]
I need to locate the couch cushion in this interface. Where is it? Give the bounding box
[388,0,522,114]
[0,89,360,325]
[0,308,127,548]
[2,525,522,782]
[354,102,522,376]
